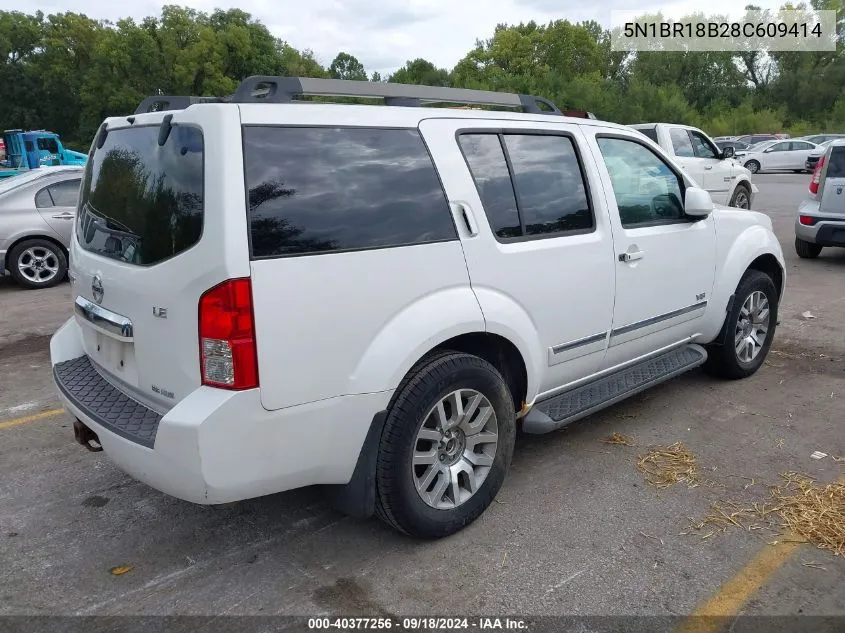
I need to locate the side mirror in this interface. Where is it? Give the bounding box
[721,146,735,159]
[684,186,713,217]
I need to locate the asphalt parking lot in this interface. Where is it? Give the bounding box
[1,174,843,626]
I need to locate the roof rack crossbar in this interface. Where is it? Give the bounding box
[231,76,562,114]
[134,95,227,115]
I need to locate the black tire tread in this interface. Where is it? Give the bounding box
[729,183,751,209]
[795,237,822,259]
[375,350,514,538]
[8,238,68,290]
[704,269,778,380]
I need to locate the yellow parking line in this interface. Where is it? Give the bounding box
[675,539,803,633]
[677,473,845,633]
[0,408,65,430]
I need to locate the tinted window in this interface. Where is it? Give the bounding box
[459,134,521,239]
[790,141,814,151]
[35,187,53,208]
[597,137,685,227]
[37,137,59,154]
[48,179,80,207]
[690,131,719,159]
[669,129,695,157]
[502,135,592,235]
[770,142,790,152]
[636,127,659,143]
[77,125,204,266]
[827,147,845,178]
[244,127,455,257]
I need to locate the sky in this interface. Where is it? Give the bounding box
[4,0,788,75]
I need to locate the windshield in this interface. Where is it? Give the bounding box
[77,125,204,266]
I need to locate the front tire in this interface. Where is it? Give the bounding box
[728,184,751,209]
[705,270,778,380]
[8,239,68,290]
[375,351,516,539]
[744,160,760,174]
[795,237,822,259]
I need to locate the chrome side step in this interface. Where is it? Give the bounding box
[522,344,707,434]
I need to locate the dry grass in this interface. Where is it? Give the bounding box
[687,472,845,557]
[636,442,699,489]
[771,472,844,557]
[602,432,634,446]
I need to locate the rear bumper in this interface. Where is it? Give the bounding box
[795,219,845,245]
[50,318,391,505]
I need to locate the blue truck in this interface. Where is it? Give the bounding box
[0,130,87,178]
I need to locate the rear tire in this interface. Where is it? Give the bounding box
[375,351,515,539]
[728,183,751,209]
[795,237,822,259]
[704,270,778,380]
[744,160,760,174]
[8,238,67,290]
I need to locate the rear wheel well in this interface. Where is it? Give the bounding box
[430,333,528,413]
[5,235,68,271]
[747,254,784,300]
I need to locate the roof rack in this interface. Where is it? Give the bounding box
[134,95,227,115]
[134,76,563,115]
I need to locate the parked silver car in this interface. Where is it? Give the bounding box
[0,166,83,289]
[795,139,845,258]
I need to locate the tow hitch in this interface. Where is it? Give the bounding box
[73,419,103,452]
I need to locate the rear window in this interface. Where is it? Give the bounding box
[636,127,658,143]
[827,146,845,178]
[243,127,456,258]
[77,125,204,266]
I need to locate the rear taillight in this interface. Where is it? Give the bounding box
[198,278,258,390]
[809,155,825,194]
[799,215,815,226]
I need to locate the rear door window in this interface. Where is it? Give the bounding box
[76,125,204,266]
[459,132,593,240]
[243,127,455,258]
[669,129,695,157]
[457,134,521,239]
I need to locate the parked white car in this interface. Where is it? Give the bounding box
[51,78,785,539]
[629,123,757,209]
[740,139,818,174]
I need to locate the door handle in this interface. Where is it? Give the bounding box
[618,250,644,263]
[704,166,713,170]
[51,212,74,219]
[450,202,478,237]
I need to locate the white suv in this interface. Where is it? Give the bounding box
[51,77,785,539]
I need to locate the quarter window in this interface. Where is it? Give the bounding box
[244,127,456,258]
[597,136,686,228]
[457,135,521,239]
[459,132,593,240]
[47,179,81,207]
[35,187,53,208]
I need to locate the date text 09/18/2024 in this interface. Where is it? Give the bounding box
[307,617,529,630]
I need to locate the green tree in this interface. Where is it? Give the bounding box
[329,52,367,80]
[389,59,450,85]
